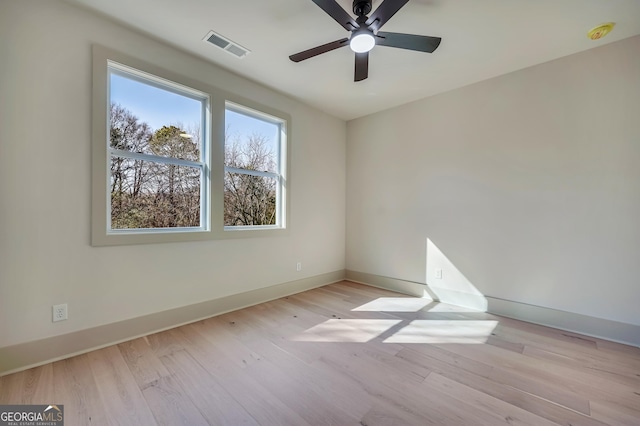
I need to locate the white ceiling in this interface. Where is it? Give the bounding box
[66,0,640,120]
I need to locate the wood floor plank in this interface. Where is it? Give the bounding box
[52,355,110,426]
[159,349,259,425]
[193,315,265,369]
[443,338,640,410]
[140,374,211,426]
[21,364,55,404]
[197,320,362,425]
[145,329,187,358]
[596,338,640,357]
[423,372,558,426]
[589,399,640,426]
[225,347,360,425]
[87,345,157,425]
[487,363,592,414]
[399,339,495,378]
[0,365,54,405]
[339,281,416,299]
[249,340,373,421]
[0,373,22,403]
[197,312,374,421]
[318,350,513,426]
[316,354,442,425]
[490,316,640,370]
[171,325,314,426]
[118,337,171,389]
[522,344,640,388]
[359,404,436,426]
[396,347,610,426]
[292,288,402,321]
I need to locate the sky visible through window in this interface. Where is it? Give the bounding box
[110,73,278,145]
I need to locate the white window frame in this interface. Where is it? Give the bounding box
[91,45,290,246]
[106,63,210,235]
[224,102,287,230]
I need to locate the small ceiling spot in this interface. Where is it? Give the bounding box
[203,30,250,58]
[587,22,615,40]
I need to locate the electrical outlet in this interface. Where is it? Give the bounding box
[435,268,443,279]
[53,304,68,322]
[296,262,302,272]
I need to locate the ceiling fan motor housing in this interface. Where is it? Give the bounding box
[353,0,372,17]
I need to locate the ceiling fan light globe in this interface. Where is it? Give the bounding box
[350,33,375,53]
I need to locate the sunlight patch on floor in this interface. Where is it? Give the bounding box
[293,319,402,343]
[383,320,498,344]
[352,297,434,313]
[418,303,481,313]
[293,318,498,344]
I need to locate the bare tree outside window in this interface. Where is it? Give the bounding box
[109,103,201,229]
[224,128,279,226]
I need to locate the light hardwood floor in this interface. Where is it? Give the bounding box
[1,281,639,425]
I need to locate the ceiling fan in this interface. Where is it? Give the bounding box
[289,0,442,82]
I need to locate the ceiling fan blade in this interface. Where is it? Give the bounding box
[354,52,369,81]
[311,0,359,31]
[376,32,441,53]
[365,0,409,32]
[289,38,349,62]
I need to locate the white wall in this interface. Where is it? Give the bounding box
[0,0,346,347]
[347,36,640,326]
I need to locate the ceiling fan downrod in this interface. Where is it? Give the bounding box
[352,0,372,17]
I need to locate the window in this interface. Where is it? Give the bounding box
[108,64,208,232]
[224,103,286,229]
[92,46,289,246]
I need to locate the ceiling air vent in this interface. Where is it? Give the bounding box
[203,31,250,58]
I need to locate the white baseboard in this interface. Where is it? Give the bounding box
[346,270,640,348]
[346,270,428,298]
[0,270,346,377]
[486,296,640,348]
